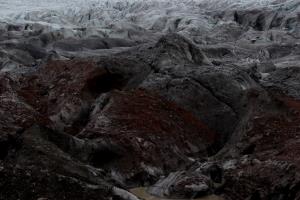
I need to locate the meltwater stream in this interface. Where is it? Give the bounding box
[130,188,223,200]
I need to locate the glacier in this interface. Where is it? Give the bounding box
[0,0,300,200]
[1,0,299,43]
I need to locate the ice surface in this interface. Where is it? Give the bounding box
[0,0,298,40]
[0,0,296,23]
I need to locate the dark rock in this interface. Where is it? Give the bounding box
[78,89,216,179]
[54,37,136,51]
[256,61,276,73]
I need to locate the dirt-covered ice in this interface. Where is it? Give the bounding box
[0,0,300,200]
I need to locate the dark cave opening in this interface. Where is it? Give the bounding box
[84,73,126,98]
[89,148,122,168]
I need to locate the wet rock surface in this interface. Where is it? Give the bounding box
[0,0,300,199]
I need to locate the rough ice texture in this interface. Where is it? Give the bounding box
[1,0,298,24]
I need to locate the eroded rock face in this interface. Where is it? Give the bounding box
[0,0,300,200]
[78,89,215,177]
[0,47,217,191]
[17,58,150,133]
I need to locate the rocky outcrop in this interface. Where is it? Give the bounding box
[78,89,215,178]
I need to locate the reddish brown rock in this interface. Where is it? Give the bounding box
[0,73,47,136]
[221,95,300,200]
[17,60,125,134]
[4,59,216,184]
[79,89,216,177]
